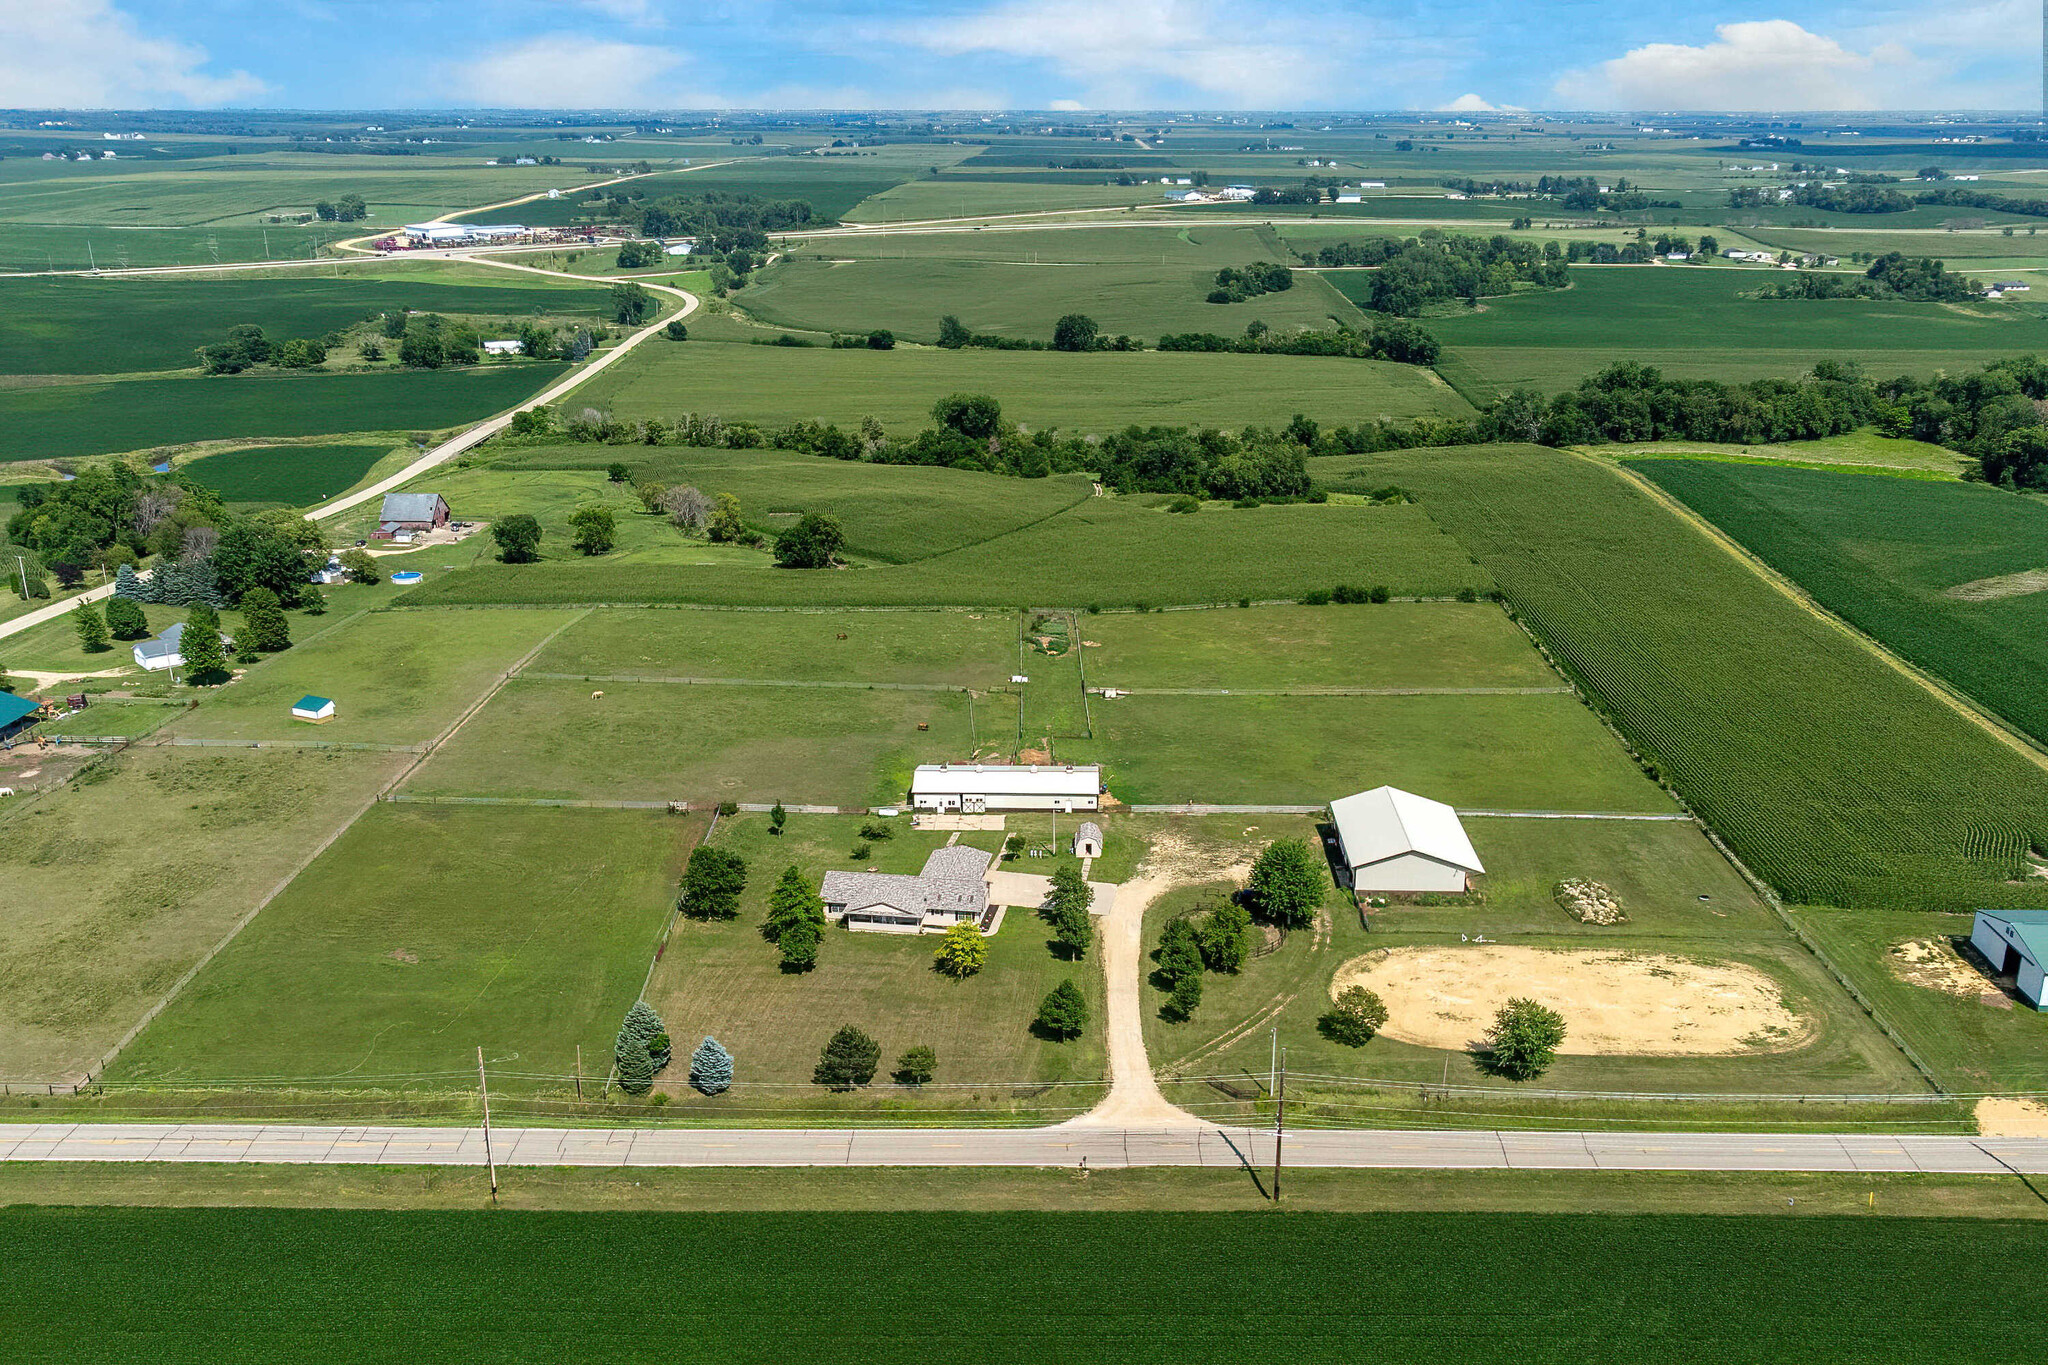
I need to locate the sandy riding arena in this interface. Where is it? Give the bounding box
[1330,946,1810,1056]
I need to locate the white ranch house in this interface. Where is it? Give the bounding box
[1330,786,1484,894]
[821,845,994,934]
[911,763,1101,814]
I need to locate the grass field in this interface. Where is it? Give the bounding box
[1426,266,2048,398]
[1083,603,1558,690]
[579,337,1475,434]
[400,678,997,805]
[1634,461,2048,750]
[403,501,1494,608]
[1369,444,2048,910]
[1058,692,1674,809]
[0,748,405,1079]
[637,811,1105,1099]
[487,446,1096,563]
[528,607,1017,686]
[0,275,605,376]
[4,1206,2038,1364]
[164,608,581,746]
[182,441,399,506]
[108,805,687,1085]
[0,365,569,463]
[0,602,188,674]
[1581,430,1964,476]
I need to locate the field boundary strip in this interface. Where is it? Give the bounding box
[522,672,980,693]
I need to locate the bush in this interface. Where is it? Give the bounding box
[1455,586,1479,603]
[1165,970,1203,1021]
[934,920,988,978]
[858,819,895,841]
[1165,494,1201,514]
[689,1036,733,1094]
[1369,585,1391,604]
[894,1045,937,1085]
[1486,997,1569,1080]
[866,329,895,350]
[814,1025,881,1089]
[1035,979,1088,1039]
[849,841,872,860]
[1320,986,1389,1046]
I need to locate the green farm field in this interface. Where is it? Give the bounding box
[486,446,1096,563]
[1059,691,1673,809]
[1580,431,1964,476]
[579,337,1475,433]
[0,748,406,1079]
[1426,266,2048,397]
[163,608,581,746]
[0,364,569,463]
[792,223,1288,266]
[1084,602,1558,690]
[1371,444,2048,909]
[400,678,999,805]
[847,177,1156,220]
[6,1206,2037,1365]
[0,275,605,376]
[529,607,1016,686]
[404,501,1493,609]
[108,805,687,1086]
[183,441,398,505]
[1634,461,2048,749]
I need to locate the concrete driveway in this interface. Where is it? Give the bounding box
[986,869,1117,917]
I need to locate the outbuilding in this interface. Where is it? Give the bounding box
[377,492,449,535]
[132,622,185,672]
[1970,910,2048,1009]
[482,339,525,356]
[291,695,336,723]
[1329,786,1484,894]
[0,690,39,743]
[911,763,1101,814]
[1073,821,1103,859]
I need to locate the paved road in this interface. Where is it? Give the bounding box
[6,1122,2047,1173]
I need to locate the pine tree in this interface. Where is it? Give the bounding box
[238,585,292,652]
[614,1032,657,1095]
[779,916,821,972]
[72,599,110,653]
[689,1036,733,1094]
[814,1025,880,1089]
[178,603,227,682]
[769,800,787,835]
[893,1045,937,1085]
[103,594,149,641]
[763,864,822,943]
[1035,979,1088,1040]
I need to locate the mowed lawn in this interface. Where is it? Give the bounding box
[110,806,688,1085]
[165,609,583,746]
[0,749,407,1079]
[580,339,1475,434]
[0,602,191,674]
[642,813,1103,1095]
[1085,603,1558,690]
[402,679,1005,805]
[529,607,1017,687]
[1064,692,1673,810]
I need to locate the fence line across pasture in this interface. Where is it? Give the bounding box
[522,672,980,693]
[139,736,425,753]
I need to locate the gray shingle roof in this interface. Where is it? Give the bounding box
[821,845,991,919]
[379,493,444,523]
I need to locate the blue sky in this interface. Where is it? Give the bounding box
[5,0,2038,112]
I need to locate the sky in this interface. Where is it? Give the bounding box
[2,0,2038,113]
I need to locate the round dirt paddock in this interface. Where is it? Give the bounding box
[1330,946,1809,1056]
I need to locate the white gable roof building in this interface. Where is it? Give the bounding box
[911,763,1100,813]
[1329,786,1484,894]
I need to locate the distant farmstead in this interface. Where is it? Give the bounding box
[374,492,449,540]
[822,845,995,934]
[481,339,525,356]
[911,763,1101,814]
[1330,786,1484,894]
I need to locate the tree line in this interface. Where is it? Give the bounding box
[1756,252,1981,302]
[1304,230,1569,315]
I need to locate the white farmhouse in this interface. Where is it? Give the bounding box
[911,763,1100,814]
[821,845,993,934]
[1329,786,1484,894]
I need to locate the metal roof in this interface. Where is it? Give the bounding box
[0,692,38,728]
[293,696,333,711]
[912,764,1100,797]
[1329,786,1483,874]
[379,493,444,523]
[1977,910,2048,966]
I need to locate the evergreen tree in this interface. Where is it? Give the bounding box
[619,999,666,1047]
[103,594,149,640]
[178,603,228,683]
[763,864,821,943]
[614,1000,669,1091]
[614,1032,657,1095]
[814,1025,880,1089]
[678,845,749,919]
[894,1045,937,1085]
[689,1036,733,1094]
[779,916,821,972]
[1246,838,1325,927]
[238,585,292,652]
[1035,979,1088,1040]
[113,563,144,602]
[769,800,787,835]
[934,920,988,978]
[72,599,110,653]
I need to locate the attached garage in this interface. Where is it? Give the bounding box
[1970,910,2048,1010]
[1329,786,1484,894]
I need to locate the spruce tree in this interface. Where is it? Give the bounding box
[689,1036,733,1095]
[113,563,143,602]
[814,1025,880,1089]
[103,594,149,641]
[763,864,822,943]
[893,1046,937,1085]
[614,1032,657,1095]
[619,1000,666,1047]
[238,585,292,652]
[72,599,110,653]
[178,603,227,682]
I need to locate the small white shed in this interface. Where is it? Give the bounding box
[291,695,336,723]
[1329,786,1483,894]
[1073,821,1103,859]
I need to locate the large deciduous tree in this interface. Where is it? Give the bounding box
[1246,838,1324,928]
[1485,997,1568,1080]
[678,846,749,919]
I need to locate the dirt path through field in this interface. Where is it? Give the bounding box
[1332,945,1810,1056]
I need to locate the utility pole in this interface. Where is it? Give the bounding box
[477,1046,499,1205]
[574,1044,584,1101]
[1271,1046,1286,1202]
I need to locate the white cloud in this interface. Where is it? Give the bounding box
[1048,98,1087,111]
[1552,20,1920,110]
[443,35,722,107]
[0,0,268,107]
[1440,93,1518,113]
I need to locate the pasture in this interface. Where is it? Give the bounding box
[108,805,687,1085]
[578,337,1475,433]
[0,602,188,674]
[1372,444,2048,909]
[1635,461,2048,749]
[1426,266,2048,397]
[404,501,1494,609]
[399,678,996,805]
[0,364,569,463]
[0,748,406,1079]
[164,608,581,746]
[183,441,398,506]
[0,275,606,376]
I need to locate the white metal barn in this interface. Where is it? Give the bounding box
[1329,786,1484,894]
[911,764,1101,814]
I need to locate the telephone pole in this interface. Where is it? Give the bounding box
[477,1046,499,1205]
[1271,1046,1287,1202]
